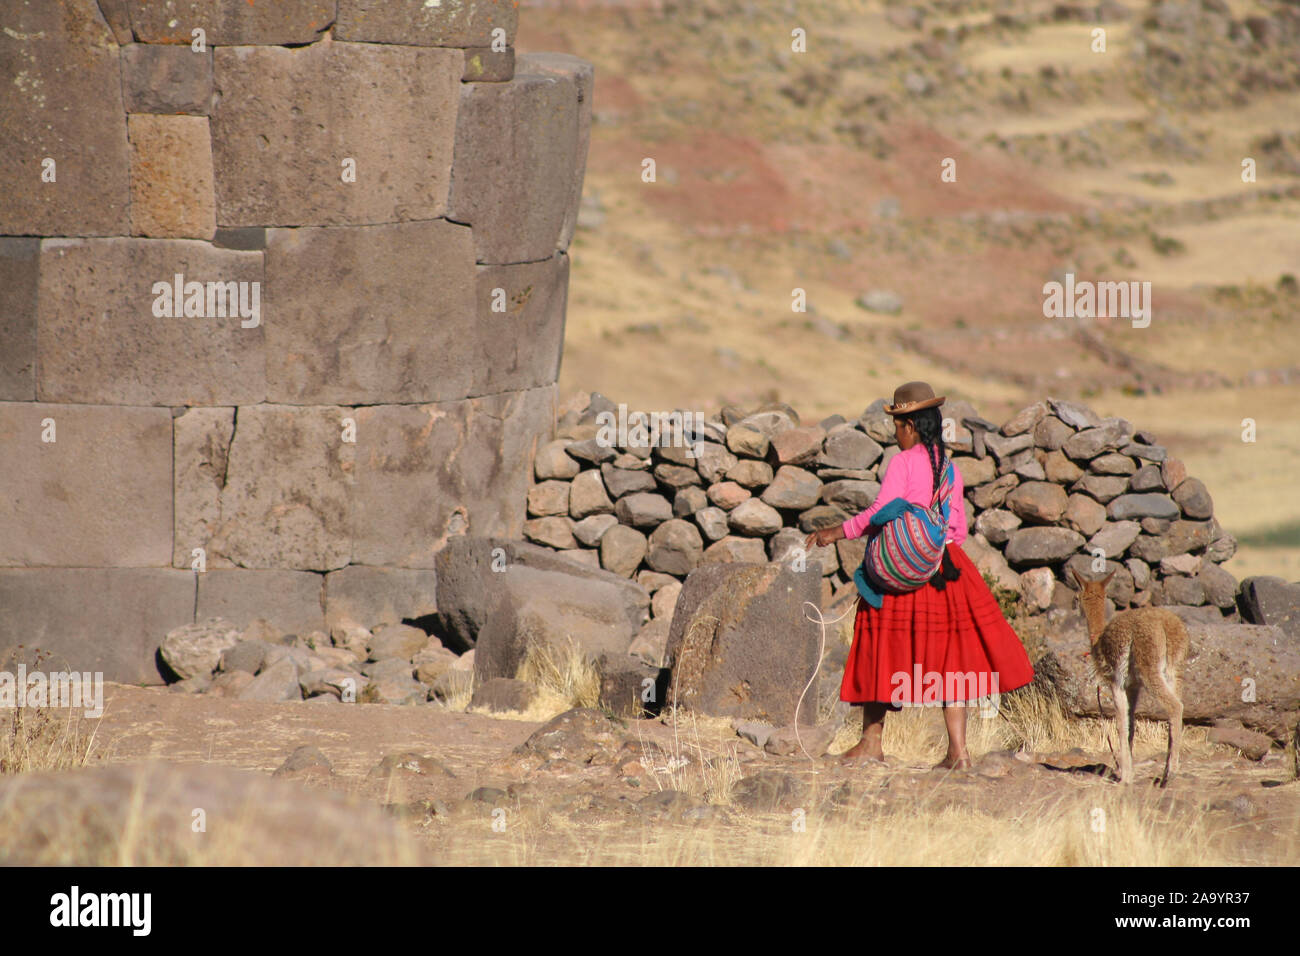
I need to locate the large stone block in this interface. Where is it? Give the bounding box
[122,43,213,113]
[211,42,461,227]
[128,114,217,239]
[196,569,325,635]
[448,71,583,264]
[350,387,555,567]
[0,239,39,400]
[0,1,130,235]
[36,239,265,405]
[0,403,172,567]
[665,563,822,726]
[516,53,594,253]
[472,252,569,395]
[433,537,648,678]
[125,0,336,44]
[173,406,235,569]
[336,0,520,46]
[1237,576,1300,638]
[323,566,438,630]
[436,536,649,655]
[462,47,515,83]
[96,0,134,43]
[264,221,476,404]
[205,405,354,571]
[0,568,195,684]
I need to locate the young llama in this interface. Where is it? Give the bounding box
[1072,568,1189,786]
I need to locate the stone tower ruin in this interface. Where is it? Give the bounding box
[0,0,588,681]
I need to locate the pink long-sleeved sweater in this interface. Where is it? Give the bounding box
[840,442,967,545]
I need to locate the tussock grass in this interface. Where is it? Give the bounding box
[516,638,601,711]
[0,706,100,776]
[0,649,101,777]
[436,671,477,714]
[638,705,745,804]
[459,637,602,722]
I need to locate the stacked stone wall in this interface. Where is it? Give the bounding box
[0,1,591,681]
[523,393,1243,660]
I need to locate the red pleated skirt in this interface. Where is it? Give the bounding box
[841,543,1035,705]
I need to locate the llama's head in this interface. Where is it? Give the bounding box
[1070,568,1114,644]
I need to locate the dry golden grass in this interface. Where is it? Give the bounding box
[0,767,426,866]
[427,780,1298,867]
[459,637,603,722]
[825,681,1222,769]
[516,637,601,711]
[0,705,101,776]
[421,679,1296,867]
[636,705,746,804]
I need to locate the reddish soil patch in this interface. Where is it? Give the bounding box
[592,123,1080,238]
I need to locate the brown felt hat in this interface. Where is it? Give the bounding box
[884,381,946,416]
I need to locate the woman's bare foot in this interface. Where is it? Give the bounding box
[932,753,972,771]
[838,738,886,765]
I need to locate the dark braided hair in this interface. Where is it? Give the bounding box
[899,406,947,503]
[898,406,961,587]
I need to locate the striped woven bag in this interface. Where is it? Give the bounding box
[864,458,956,593]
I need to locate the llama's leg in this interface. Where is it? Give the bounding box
[1112,678,1132,784]
[1151,668,1183,782]
[1126,683,1140,757]
[1170,671,1183,775]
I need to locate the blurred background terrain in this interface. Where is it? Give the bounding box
[516,0,1300,580]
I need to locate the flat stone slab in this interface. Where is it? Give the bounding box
[516,53,594,252]
[471,252,569,395]
[36,238,265,405]
[0,403,172,567]
[350,387,556,567]
[173,406,236,569]
[125,0,336,45]
[462,46,515,83]
[0,568,195,684]
[211,42,461,227]
[0,0,130,236]
[196,569,326,636]
[448,70,584,264]
[323,566,439,631]
[264,221,476,404]
[336,0,520,46]
[206,405,355,571]
[0,238,39,400]
[127,114,217,239]
[122,43,213,114]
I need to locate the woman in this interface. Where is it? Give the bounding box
[805,382,1035,769]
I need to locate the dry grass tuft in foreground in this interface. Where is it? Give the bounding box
[0,705,101,776]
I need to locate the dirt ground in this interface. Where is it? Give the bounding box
[82,683,1300,866]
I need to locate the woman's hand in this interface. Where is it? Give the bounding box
[804,525,844,550]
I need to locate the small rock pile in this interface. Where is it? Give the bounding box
[526,392,1242,651]
[159,616,475,706]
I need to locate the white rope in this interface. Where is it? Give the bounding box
[794,599,857,761]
